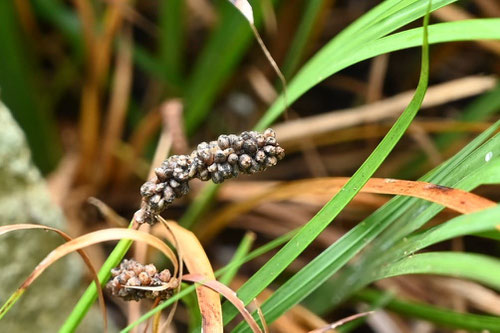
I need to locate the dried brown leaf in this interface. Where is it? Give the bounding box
[161,220,223,333]
[183,273,264,333]
[0,224,107,331]
[20,228,178,290]
[201,177,496,241]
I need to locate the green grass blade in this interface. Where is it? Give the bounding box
[159,0,185,89]
[227,6,431,329]
[182,283,203,332]
[180,19,500,229]
[393,204,500,256]
[337,19,500,85]
[348,205,500,292]
[0,290,26,321]
[233,104,500,331]
[260,176,500,326]
[281,0,328,79]
[219,232,255,286]
[308,0,419,58]
[60,224,134,332]
[179,182,220,228]
[373,252,500,290]
[184,0,278,135]
[255,17,500,130]
[371,132,500,249]
[30,0,81,51]
[0,1,61,172]
[397,83,500,179]
[355,288,500,332]
[475,230,500,241]
[255,0,461,130]
[318,130,500,315]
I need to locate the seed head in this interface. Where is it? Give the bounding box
[107,259,178,301]
[135,129,284,224]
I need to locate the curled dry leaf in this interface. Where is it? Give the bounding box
[182,273,264,333]
[88,197,129,227]
[6,228,179,317]
[0,224,107,332]
[159,219,223,333]
[157,219,183,332]
[253,298,269,333]
[201,177,496,241]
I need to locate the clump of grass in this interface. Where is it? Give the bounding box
[1,0,499,332]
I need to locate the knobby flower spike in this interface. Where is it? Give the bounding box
[134,129,285,225]
[107,259,179,301]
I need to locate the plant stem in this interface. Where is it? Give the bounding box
[59,222,134,333]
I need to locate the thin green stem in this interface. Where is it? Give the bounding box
[219,232,256,286]
[59,222,134,333]
[0,290,25,321]
[231,3,431,331]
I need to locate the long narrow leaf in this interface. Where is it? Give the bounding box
[159,0,185,89]
[355,288,500,332]
[394,204,500,255]
[180,19,500,230]
[220,232,256,286]
[0,5,60,172]
[0,224,106,331]
[372,252,500,290]
[226,5,431,329]
[162,221,223,332]
[398,83,500,179]
[200,177,495,242]
[281,0,329,79]
[256,18,500,130]
[306,129,500,318]
[61,224,134,332]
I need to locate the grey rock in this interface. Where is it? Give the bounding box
[0,101,105,332]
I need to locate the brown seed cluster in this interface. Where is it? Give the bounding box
[106,259,178,301]
[134,128,284,225]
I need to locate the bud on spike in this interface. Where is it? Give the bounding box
[134,129,284,225]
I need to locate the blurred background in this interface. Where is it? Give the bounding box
[0,0,499,332]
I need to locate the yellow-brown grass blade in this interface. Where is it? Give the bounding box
[183,273,264,333]
[201,177,496,242]
[0,224,107,331]
[162,220,223,332]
